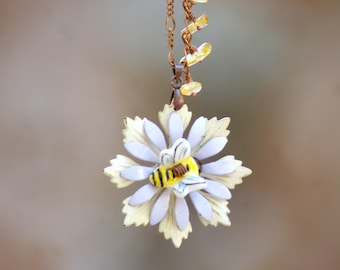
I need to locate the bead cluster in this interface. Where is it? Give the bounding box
[168,0,211,108]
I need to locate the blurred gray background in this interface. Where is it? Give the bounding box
[1,0,339,269]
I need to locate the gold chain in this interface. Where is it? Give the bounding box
[182,0,196,54]
[181,0,197,84]
[166,0,176,68]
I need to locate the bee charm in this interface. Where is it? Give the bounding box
[149,138,206,198]
[149,156,199,188]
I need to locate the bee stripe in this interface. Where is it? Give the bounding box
[158,170,164,187]
[150,173,155,185]
[153,169,160,187]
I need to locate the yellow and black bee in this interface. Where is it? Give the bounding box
[149,156,199,188]
[148,138,206,197]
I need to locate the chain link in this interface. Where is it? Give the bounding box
[166,0,197,69]
[181,0,197,82]
[166,0,176,68]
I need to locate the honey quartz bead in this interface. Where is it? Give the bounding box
[180,81,202,96]
[180,43,212,67]
[181,14,208,35]
[193,0,208,3]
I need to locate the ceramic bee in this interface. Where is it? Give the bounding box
[149,138,207,197]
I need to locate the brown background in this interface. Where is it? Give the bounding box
[1,0,339,269]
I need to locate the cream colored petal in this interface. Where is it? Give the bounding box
[191,117,230,155]
[158,192,192,248]
[200,156,252,189]
[158,104,192,142]
[198,193,231,227]
[104,155,139,188]
[123,117,160,156]
[122,189,163,227]
[217,165,252,189]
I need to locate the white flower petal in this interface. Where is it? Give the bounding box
[129,184,159,205]
[158,104,192,140]
[150,189,171,225]
[174,197,189,230]
[194,137,228,160]
[201,160,237,175]
[143,119,167,151]
[187,116,206,149]
[204,180,232,200]
[189,191,213,221]
[200,156,252,189]
[168,111,184,145]
[120,166,154,181]
[159,192,192,248]
[124,141,159,163]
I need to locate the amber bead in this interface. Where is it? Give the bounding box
[180,43,212,66]
[181,14,208,35]
[180,81,202,96]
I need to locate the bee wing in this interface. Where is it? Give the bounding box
[159,149,175,166]
[180,174,206,186]
[172,174,207,198]
[159,138,191,166]
[173,138,191,162]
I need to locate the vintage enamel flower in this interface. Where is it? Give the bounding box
[104,104,252,247]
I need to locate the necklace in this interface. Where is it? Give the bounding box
[104,0,252,248]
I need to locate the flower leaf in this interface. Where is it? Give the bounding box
[104,155,139,188]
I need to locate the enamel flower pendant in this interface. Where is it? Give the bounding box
[104,104,251,247]
[104,0,251,247]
